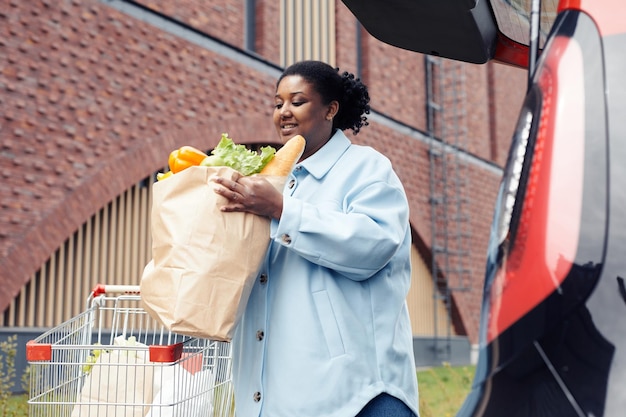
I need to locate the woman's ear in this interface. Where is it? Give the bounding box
[326,100,339,121]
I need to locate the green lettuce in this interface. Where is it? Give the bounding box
[201,133,276,176]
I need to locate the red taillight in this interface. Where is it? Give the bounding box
[487,36,585,342]
[558,0,626,37]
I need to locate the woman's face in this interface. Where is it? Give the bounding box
[273,75,338,160]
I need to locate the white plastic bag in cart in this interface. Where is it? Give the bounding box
[147,364,215,417]
[71,336,153,417]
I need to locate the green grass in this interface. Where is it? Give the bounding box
[3,393,28,417]
[418,364,476,417]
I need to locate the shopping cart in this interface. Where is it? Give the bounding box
[26,284,235,417]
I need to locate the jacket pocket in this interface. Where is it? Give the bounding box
[312,290,345,358]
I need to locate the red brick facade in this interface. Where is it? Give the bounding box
[0,0,527,344]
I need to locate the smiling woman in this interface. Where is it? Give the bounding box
[212,60,419,417]
[272,65,339,160]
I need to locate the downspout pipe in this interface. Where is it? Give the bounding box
[245,0,256,52]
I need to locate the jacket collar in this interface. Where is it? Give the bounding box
[297,130,351,180]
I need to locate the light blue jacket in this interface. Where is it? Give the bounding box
[232,130,419,417]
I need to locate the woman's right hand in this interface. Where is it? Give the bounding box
[212,173,284,220]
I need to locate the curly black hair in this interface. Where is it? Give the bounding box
[277,60,370,134]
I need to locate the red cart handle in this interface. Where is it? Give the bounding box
[91,284,140,297]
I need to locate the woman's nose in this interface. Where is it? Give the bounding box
[279,103,291,116]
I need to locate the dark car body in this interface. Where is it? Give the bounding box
[342,0,626,415]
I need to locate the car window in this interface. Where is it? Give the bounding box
[490,0,559,48]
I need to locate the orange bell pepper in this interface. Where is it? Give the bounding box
[168,146,208,173]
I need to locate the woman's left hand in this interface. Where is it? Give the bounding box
[212,173,284,220]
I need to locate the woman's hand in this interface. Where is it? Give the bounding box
[212,173,284,220]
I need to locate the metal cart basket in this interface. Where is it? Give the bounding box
[26,284,234,417]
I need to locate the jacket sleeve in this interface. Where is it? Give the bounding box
[273,178,410,281]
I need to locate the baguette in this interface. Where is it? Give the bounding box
[260,135,306,176]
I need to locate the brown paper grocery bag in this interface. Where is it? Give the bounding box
[140,165,285,341]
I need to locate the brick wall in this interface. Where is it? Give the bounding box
[135,0,245,48]
[0,0,528,344]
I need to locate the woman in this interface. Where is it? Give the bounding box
[213,60,419,417]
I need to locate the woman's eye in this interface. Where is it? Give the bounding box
[274,103,283,109]
[292,101,304,107]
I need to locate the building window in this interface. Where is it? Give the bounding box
[280,0,336,67]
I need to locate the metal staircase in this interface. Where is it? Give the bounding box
[425,55,472,361]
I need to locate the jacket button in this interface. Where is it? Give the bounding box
[287,179,296,189]
[281,234,292,244]
[253,391,261,402]
[256,330,264,341]
[259,274,268,284]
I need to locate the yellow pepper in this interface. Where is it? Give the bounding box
[156,171,173,181]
